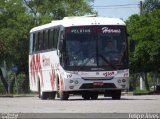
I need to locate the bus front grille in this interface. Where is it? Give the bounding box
[79,83,116,89]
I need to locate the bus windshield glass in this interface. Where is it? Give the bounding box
[64,26,128,70]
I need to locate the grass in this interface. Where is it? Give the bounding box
[133,88,151,95]
[133,88,160,95]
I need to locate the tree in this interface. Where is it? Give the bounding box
[23,0,96,24]
[142,0,160,14]
[0,0,35,93]
[0,0,96,94]
[126,8,160,90]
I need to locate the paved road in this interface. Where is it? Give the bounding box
[0,95,160,113]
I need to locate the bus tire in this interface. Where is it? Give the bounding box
[48,92,56,100]
[90,92,98,100]
[111,90,121,100]
[59,91,69,100]
[38,80,48,100]
[82,93,90,100]
[41,92,48,100]
[38,81,41,98]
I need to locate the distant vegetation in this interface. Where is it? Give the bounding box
[0,0,96,94]
[127,0,160,92]
[0,0,160,94]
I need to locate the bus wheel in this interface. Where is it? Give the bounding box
[38,81,48,100]
[111,90,121,100]
[59,91,69,100]
[82,93,90,100]
[41,92,48,100]
[48,92,56,100]
[90,92,98,100]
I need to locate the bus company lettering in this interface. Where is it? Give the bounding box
[42,55,50,67]
[67,74,72,78]
[71,29,91,33]
[102,27,121,34]
[103,71,115,77]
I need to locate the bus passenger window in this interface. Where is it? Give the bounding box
[43,30,48,50]
[54,28,59,48]
[38,32,43,51]
[48,29,54,49]
[29,33,33,54]
[35,33,39,51]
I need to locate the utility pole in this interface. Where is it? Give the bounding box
[140,1,143,15]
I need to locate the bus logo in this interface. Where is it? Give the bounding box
[102,27,121,34]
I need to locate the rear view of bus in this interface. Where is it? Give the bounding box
[29,16,129,100]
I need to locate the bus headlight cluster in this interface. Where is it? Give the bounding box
[70,80,74,83]
[118,79,126,83]
[118,79,121,83]
[69,80,79,84]
[122,79,126,83]
[75,80,79,84]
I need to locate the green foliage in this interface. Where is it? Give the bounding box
[0,0,34,68]
[142,0,160,14]
[0,0,95,68]
[133,88,150,94]
[0,82,6,94]
[6,72,25,94]
[127,0,160,91]
[0,0,96,93]
[24,0,96,24]
[127,9,160,73]
[14,73,25,94]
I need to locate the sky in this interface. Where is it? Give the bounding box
[93,0,144,20]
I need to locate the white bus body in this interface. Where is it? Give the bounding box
[29,16,129,100]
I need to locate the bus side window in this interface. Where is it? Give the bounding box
[35,33,39,52]
[48,29,54,49]
[53,29,56,48]
[32,33,35,52]
[42,31,45,50]
[44,30,48,50]
[54,28,60,48]
[29,33,33,54]
[38,31,43,51]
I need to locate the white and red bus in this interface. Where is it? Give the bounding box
[29,16,129,100]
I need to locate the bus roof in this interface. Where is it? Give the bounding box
[30,16,126,33]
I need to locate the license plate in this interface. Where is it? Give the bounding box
[93,82,104,86]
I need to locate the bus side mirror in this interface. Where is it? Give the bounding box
[59,32,64,52]
[59,39,63,52]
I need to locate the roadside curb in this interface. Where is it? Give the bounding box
[122,92,133,96]
[0,94,38,98]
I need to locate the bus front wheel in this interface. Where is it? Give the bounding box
[90,92,98,100]
[59,91,69,100]
[111,90,121,100]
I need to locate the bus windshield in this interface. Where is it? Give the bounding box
[64,26,128,71]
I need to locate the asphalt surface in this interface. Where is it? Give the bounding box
[0,95,160,113]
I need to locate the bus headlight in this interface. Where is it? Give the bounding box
[70,80,74,83]
[75,80,79,84]
[118,79,121,83]
[122,79,126,83]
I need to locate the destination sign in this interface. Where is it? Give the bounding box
[66,27,92,34]
[71,29,91,33]
[65,26,122,34]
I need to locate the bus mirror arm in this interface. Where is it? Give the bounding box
[59,39,63,52]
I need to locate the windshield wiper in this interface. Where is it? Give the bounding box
[77,53,96,71]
